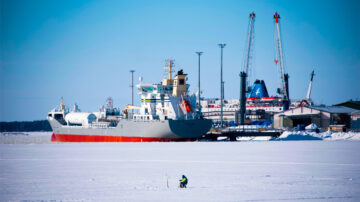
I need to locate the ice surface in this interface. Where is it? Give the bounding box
[0,132,52,144]
[1,131,360,144]
[1,141,360,201]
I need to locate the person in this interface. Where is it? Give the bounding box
[179,175,188,188]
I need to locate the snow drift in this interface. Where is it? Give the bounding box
[277,131,360,141]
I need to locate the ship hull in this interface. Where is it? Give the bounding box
[51,134,192,142]
[48,117,212,142]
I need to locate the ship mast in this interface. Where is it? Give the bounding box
[162,60,175,86]
[60,97,65,111]
[166,60,174,80]
[130,70,135,114]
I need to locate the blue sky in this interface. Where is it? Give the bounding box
[1,0,359,121]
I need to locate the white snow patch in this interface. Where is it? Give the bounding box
[237,136,272,141]
[278,131,360,141]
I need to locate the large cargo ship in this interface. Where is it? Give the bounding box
[47,60,212,142]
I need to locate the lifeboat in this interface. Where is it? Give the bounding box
[181,100,191,113]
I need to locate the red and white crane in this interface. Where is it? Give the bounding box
[273,12,290,110]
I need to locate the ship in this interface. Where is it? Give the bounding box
[47,60,213,142]
[201,79,301,124]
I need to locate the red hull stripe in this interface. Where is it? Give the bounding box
[51,133,194,142]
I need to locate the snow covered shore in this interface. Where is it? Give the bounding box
[277,131,360,141]
[1,131,360,144]
[1,141,360,201]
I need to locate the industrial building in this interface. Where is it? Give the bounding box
[351,111,360,130]
[273,106,359,131]
[334,100,360,110]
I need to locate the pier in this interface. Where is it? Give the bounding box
[202,127,282,141]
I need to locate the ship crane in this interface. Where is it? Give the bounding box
[123,104,140,118]
[239,11,256,125]
[273,12,290,110]
[306,70,315,101]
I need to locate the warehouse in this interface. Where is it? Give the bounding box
[273,106,359,131]
[351,111,360,130]
[334,100,360,110]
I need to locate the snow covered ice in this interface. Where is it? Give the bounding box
[0,132,52,144]
[278,131,360,141]
[1,133,360,201]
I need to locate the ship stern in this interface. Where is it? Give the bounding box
[168,119,212,139]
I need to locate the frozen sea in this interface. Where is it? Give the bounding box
[1,133,360,201]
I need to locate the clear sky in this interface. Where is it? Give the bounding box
[1,0,359,121]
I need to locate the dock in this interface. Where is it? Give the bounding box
[202,127,282,141]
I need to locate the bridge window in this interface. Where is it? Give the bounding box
[141,87,154,92]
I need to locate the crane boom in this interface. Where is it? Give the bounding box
[274,12,287,99]
[306,70,315,100]
[239,12,255,125]
[124,104,140,110]
[243,11,256,80]
[274,12,290,110]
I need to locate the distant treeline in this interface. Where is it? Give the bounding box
[0,120,52,132]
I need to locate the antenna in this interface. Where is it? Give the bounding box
[106,97,113,109]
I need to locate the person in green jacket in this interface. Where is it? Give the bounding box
[179,175,188,188]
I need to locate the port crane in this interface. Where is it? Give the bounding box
[243,11,256,87]
[273,12,290,110]
[239,11,256,125]
[306,70,315,101]
[298,70,315,107]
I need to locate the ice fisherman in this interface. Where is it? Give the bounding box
[179,175,188,188]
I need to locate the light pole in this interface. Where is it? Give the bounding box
[195,51,203,115]
[218,43,226,128]
[130,70,135,116]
